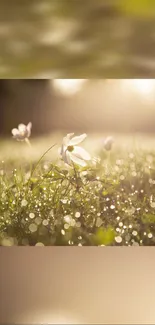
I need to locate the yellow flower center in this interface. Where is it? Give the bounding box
[67,145,74,152]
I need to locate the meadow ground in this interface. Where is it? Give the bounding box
[1,132,155,246]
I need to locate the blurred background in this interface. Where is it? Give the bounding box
[1,0,155,77]
[1,78,155,163]
[1,248,155,324]
[1,79,155,135]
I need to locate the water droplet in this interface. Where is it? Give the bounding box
[2,192,5,199]
[29,223,37,232]
[29,212,35,219]
[71,219,76,227]
[148,233,153,238]
[64,215,72,224]
[75,212,80,218]
[116,159,122,166]
[21,199,28,207]
[1,237,15,246]
[76,221,81,228]
[43,219,48,226]
[126,207,135,215]
[125,234,131,241]
[132,241,139,246]
[115,236,122,243]
[64,224,70,230]
[132,230,137,236]
[110,205,115,210]
[35,242,44,246]
[49,209,54,216]
[81,171,87,176]
[150,202,155,208]
[61,199,68,204]
[35,217,42,225]
[96,217,103,227]
[129,153,134,159]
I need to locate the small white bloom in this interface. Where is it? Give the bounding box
[11,122,32,141]
[103,136,114,151]
[60,133,91,167]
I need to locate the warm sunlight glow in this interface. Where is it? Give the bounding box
[120,79,155,96]
[52,79,86,96]
[18,310,82,324]
[132,79,155,95]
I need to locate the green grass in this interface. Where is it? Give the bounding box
[1,133,155,246]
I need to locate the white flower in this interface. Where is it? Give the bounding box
[11,122,32,141]
[103,136,114,151]
[60,133,91,167]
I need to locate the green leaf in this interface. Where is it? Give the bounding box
[93,227,115,245]
[102,190,108,196]
[141,213,155,223]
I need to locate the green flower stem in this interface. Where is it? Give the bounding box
[26,143,57,194]
[25,138,31,147]
[72,162,80,190]
[30,143,57,179]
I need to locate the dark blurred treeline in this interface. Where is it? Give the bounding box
[0,80,56,135]
[1,80,155,136]
[1,0,155,77]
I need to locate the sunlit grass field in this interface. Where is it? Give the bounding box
[1,132,155,246]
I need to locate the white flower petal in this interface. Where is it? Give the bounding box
[12,128,19,136]
[104,136,114,145]
[27,122,32,137]
[73,146,91,161]
[69,133,87,146]
[69,152,87,167]
[66,133,74,139]
[60,144,67,157]
[18,124,27,132]
[62,150,71,165]
[104,136,114,150]
[63,133,74,146]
